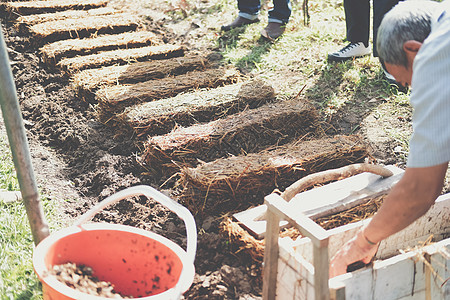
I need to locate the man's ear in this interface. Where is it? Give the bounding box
[403,40,422,54]
[403,40,422,64]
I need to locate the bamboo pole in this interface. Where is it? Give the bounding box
[0,29,50,245]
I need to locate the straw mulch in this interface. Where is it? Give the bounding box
[142,100,319,180]
[116,79,275,137]
[16,7,117,32]
[221,217,266,263]
[72,55,211,99]
[58,44,184,74]
[4,0,108,17]
[178,134,369,215]
[40,31,159,64]
[96,67,241,115]
[221,195,385,263]
[29,13,140,45]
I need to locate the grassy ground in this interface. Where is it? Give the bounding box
[158,0,413,162]
[0,125,64,298]
[0,127,40,299]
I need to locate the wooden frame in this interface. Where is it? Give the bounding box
[263,193,450,299]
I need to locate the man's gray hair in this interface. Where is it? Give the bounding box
[377,0,441,67]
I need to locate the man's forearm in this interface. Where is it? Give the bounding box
[363,163,447,244]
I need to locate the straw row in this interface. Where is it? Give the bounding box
[40,31,160,64]
[4,0,108,17]
[16,7,118,32]
[96,67,241,113]
[178,134,368,215]
[29,13,140,45]
[116,79,276,137]
[72,55,210,97]
[58,44,184,73]
[142,100,319,179]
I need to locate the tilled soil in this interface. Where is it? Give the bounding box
[1,1,268,298]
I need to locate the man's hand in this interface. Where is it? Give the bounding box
[329,229,379,278]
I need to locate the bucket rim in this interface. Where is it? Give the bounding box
[33,222,195,299]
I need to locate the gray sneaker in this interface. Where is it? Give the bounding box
[328,42,371,62]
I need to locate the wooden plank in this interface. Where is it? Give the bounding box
[58,44,184,73]
[265,193,328,247]
[290,165,403,218]
[288,193,450,265]
[29,13,140,45]
[234,165,403,238]
[313,245,330,300]
[329,281,346,300]
[329,239,450,299]
[4,0,108,17]
[263,204,281,300]
[265,193,330,300]
[277,245,314,299]
[40,31,159,64]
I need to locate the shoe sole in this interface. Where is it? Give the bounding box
[221,19,259,31]
[327,53,370,62]
[260,29,284,41]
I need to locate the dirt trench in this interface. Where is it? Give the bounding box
[1,0,377,298]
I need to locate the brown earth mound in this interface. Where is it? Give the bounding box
[142,100,319,179]
[3,0,108,17]
[179,135,369,215]
[40,31,160,64]
[57,43,184,73]
[72,54,211,96]
[29,13,140,45]
[16,7,118,32]
[96,67,241,114]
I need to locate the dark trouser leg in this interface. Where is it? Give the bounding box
[268,0,292,24]
[373,0,402,57]
[238,0,261,19]
[344,0,370,47]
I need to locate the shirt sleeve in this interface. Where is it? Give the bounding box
[407,14,450,168]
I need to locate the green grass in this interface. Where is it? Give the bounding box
[0,133,63,299]
[0,134,40,299]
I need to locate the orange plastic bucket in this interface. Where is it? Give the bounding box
[33,186,197,300]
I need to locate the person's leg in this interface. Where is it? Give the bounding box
[345,0,370,46]
[328,0,371,61]
[238,0,261,20]
[373,0,401,57]
[268,0,291,24]
[222,0,261,31]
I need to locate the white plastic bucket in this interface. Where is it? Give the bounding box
[33,185,197,300]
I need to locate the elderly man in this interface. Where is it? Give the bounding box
[330,0,450,277]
